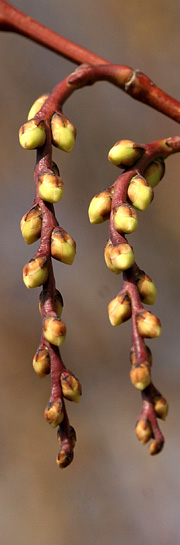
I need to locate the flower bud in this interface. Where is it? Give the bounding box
[135,270,157,305]
[108,139,144,167]
[108,292,131,326]
[130,362,151,390]
[104,240,121,274]
[51,113,76,152]
[153,396,168,421]
[88,190,112,224]
[23,256,48,289]
[32,346,50,378]
[38,172,64,203]
[44,399,64,428]
[39,289,64,318]
[19,119,46,149]
[110,243,134,271]
[51,227,76,265]
[127,175,153,210]
[61,370,82,403]
[144,159,165,188]
[136,310,162,338]
[43,316,66,346]
[20,205,42,245]
[135,419,152,444]
[113,204,138,234]
[27,94,49,120]
[130,345,152,367]
[56,448,74,468]
[149,439,164,455]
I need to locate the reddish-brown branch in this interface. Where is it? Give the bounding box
[1,1,180,122]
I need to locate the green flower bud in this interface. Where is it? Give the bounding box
[108,139,144,167]
[43,316,66,346]
[19,119,46,150]
[32,346,50,378]
[51,227,76,265]
[108,292,131,326]
[104,240,121,274]
[27,94,49,120]
[136,310,162,338]
[130,362,151,390]
[39,288,64,318]
[20,205,42,245]
[61,370,82,403]
[127,175,154,210]
[110,242,134,271]
[135,270,157,305]
[153,395,168,421]
[113,204,138,234]
[135,419,152,444]
[144,159,165,188]
[51,113,76,152]
[88,189,112,224]
[38,172,64,203]
[23,256,48,289]
[44,399,64,428]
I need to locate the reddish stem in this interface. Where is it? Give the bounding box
[1,1,180,122]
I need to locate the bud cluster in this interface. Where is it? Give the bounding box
[19,93,80,468]
[88,136,169,456]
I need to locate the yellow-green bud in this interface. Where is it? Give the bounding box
[153,396,168,421]
[130,362,151,390]
[51,113,76,152]
[23,256,48,289]
[20,205,42,245]
[32,346,50,378]
[149,439,164,456]
[61,370,82,403]
[108,139,144,167]
[88,189,112,224]
[56,448,73,468]
[127,175,154,211]
[110,242,134,271]
[144,159,165,188]
[44,399,64,428]
[113,204,138,234]
[104,240,121,274]
[108,292,131,326]
[136,310,162,338]
[19,119,46,150]
[38,172,64,203]
[39,288,63,318]
[51,227,76,265]
[135,270,157,305]
[27,94,49,120]
[135,419,152,444]
[43,316,66,346]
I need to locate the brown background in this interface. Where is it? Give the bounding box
[0,1,180,544]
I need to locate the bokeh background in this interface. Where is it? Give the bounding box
[0,1,180,544]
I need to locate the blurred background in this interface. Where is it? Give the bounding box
[0,1,180,544]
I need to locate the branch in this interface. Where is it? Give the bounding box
[0,0,180,122]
